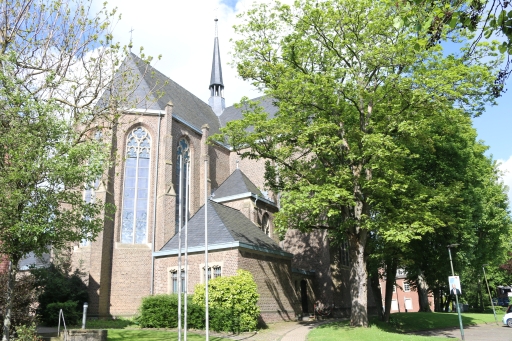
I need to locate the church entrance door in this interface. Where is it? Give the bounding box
[301,280,308,313]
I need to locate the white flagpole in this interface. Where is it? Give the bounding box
[184,160,189,341]
[178,155,183,341]
[204,158,209,341]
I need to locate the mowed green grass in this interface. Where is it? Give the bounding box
[308,312,499,341]
[79,319,227,340]
[107,329,226,341]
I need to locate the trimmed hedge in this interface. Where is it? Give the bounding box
[136,294,204,329]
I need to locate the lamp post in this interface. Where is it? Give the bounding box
[483,264,498,325]
[447,244,464,341]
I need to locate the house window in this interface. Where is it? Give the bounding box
[171,269,186,293]
[175,138,190,232]
[391,299,398,311]
[404,282,410,292]
[261,214,270,236]
[121,127,151,244]
[405,298,413,310]
[213,266,221,278]
[203,265,222,281]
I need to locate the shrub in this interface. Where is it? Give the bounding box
[0,271,39,336]
[193,269,260,332]
[137,294,178,328]
[12,322,41,341]
[31,263,88,326]
[136,294,205,329]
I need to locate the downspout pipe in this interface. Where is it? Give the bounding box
[150,110,164,295]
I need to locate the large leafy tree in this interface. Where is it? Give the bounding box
[215,0,501,326]
[0,1,154,339]
[401,0,512,91]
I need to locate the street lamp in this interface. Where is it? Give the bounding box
[483,264,498,325]
[447,244,464,341]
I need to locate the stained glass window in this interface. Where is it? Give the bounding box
[81,178,100,246]
[261,214,270,236]
[175,138,190,232]
[121,127,151,244]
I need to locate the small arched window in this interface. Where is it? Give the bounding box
[121,127,151,244]
[175,138,190,232]
[261,213,270,237]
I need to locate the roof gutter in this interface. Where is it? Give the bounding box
[153,241,292,259]
[212,192,277,208]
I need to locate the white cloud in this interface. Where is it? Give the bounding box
[99,0,278,107]
[498,155,512,203]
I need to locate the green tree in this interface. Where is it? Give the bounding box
[0,1,155,339]
[399,0,512,92]
[215,0,501,326]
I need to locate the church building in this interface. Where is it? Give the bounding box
[70,20,354,323]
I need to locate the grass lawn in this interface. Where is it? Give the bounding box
[308,312,499,341]
[107,329,226,341]
[74,319,227,340]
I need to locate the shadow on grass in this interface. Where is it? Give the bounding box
[314,312,499,334]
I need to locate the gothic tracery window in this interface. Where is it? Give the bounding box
[121,127,151,244]
[175,138,190,232]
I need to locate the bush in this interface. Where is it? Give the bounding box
[136,294,205,329]
[0,271,39,336]
[193,269,260,333]
[12,322,41,341]
[137,294,178,328]
[31,263,88,326]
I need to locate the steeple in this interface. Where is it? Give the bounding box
[208,18,225,116]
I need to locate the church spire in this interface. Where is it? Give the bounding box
[208,18,225,116]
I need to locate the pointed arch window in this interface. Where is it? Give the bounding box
[121,127,151,244]
[175,138,190,232]
[261,213,270,236]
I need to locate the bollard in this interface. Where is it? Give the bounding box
[82,302,88,329]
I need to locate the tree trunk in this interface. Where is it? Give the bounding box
[348,228,368,327]
[369,268,383,321]
[383,258,398,322]
[417,271,431,312]
[2,259,18,341]
[433,288,440,312]
[477,278,484,311]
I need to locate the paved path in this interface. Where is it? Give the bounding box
[218,319,337,341]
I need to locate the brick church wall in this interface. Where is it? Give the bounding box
[238,250,299,323]
[153,249,239,295]
[282,229,333,305]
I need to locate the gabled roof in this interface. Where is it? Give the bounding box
[157,200,289,257]
[219,96,278,129]
[111,53,222,135]
[212,169,262,199]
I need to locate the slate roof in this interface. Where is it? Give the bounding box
[159,200,286,256]
[209,36,224,87]
[212,169,262,199]
[219,96,279,128]
[109,53,222,135]
[18,251,50,270]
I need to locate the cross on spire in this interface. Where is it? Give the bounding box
[129,27,134,52]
